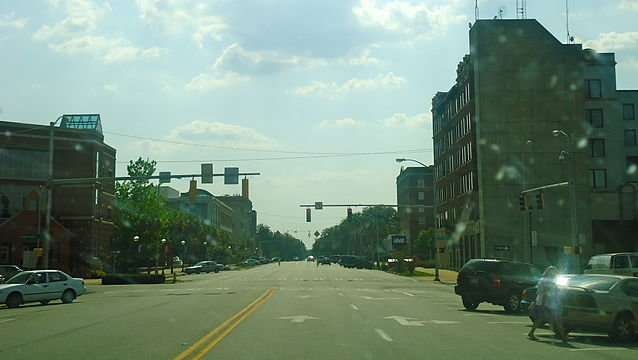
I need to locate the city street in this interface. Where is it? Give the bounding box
[1,263,636,360]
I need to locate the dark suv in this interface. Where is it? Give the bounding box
[0,265,23,283]
[454,259,542,312]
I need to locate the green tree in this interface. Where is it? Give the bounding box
[414,228,435,260]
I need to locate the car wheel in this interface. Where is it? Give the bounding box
[214,268,220,273]
[61,289,76,304]
[504,292,522,313]
[462,296,479,311]
[610,313,635,342]
[6,292,22,308]
[40,300,50,305]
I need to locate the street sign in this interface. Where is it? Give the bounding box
[19,234,42,239]
[493,245,511,251]
[33,248,44,256]
[314,201,323,210]
[391,234,408,245]
[22,250,37,268]
[314,231,320,237]
[531,231,538,246]
[110,250,121,254]
[224,167,239,184]
[159,171,171,184]
[201,163,213,184]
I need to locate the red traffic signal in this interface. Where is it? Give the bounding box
[347,208,352,220]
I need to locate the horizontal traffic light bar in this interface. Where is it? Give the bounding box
[51,172,261,185]
[298,204,433,208]
[520,181,568,193]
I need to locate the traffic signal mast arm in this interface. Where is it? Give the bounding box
[51,172,261,185]
[298,204,433,208]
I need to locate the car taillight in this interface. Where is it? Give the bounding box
[491,275,502,288]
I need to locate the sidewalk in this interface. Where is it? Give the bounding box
[415,267,458,285]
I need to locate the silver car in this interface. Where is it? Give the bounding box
[0,270,86,308]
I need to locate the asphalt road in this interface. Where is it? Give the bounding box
[1,262,637,359]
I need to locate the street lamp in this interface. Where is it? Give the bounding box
[180,240,186,271]
[203,241,208,260]
[228,245,232,267]
[396,158,440,282]
[553,129,579,272]
[133,236,140,274]
[43,115,64,269]
[161,238,167,274]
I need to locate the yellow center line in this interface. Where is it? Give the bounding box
[173,288,276,360]
[190,289,276,360]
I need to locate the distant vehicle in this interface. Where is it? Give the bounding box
[558,274,638,342]
[0,265,23,284]
[306,256,315,262]
[172,256,183,267]
[271,257,281,262]
[244,259,260,265]
[319,257,331,265]
[292,256,300,261]
[454,259,542,312]
[584,253,638,276]
[183,261,223,274]
[329,255,340,264]
[0,270,86,308]
[339,256,372,269]
[257,257,269,264]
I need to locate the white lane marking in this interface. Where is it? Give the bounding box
[488,321,531,324]
[0,318,16,323]
[375,329,394,343]
[569,348,628,352]
[350,304,359,311]
[103,291,116,294]
[401,292,415,297]
[337,292,344,296]
[278,315,319,323]
[385,316,426,326]
[295,295,317,299]
[430,320,460,324]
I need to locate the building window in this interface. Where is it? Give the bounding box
[589,169,607,189]
[626,157,638,175]
[586,109,603,128]
[418,217,426,225]
[0,243,9,261]
[590,139,605,157]
[417,178,425,188]
[625,130,637,146]
[585,79,601,99]
[624,104,636,121]
[418,192,425,200]
[418,207,425,213]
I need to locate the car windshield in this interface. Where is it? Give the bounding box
[4,272,32,284]
[1,1,636,358]
[566,276,622,291]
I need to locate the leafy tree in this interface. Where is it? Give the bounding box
[414,228,435,260]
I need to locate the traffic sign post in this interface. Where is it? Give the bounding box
[201,163,213,184]
[224,167,239,184]
[493,245,511,252]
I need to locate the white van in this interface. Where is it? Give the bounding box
[583,253,638,276]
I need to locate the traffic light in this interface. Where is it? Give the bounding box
[347,208,353,221]
[306,208,311,222]
[519,195,528,211]
[536,193,544,210]
[189,179,197,200]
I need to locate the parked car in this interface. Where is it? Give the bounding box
[318,256,331,265]
[454,259,542,312]
[340,256,372,269]
[0,265,23,284]
[183,261,223,274]
[557,274,638,342]
[584,253,638,277]
[172,256,183,267]
[0,270,86,308]
[244,259,260,265]
[306,256,315,262]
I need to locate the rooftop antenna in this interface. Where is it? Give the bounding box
[565,0,572,43]
[516,0,527,19]
[475,0,479,20]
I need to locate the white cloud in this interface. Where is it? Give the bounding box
[584,32,638,52]
[319,117,364,128]
[293,72,407,98]
[381,112,430,129]
[619,0,638,11]
[35,0,166,64]
[0,12,28,29]
[135,0,227,48]
[33,0,111,41]
[184,72,249,91]
[167,120,278,150]
[213,43,328,75]
[103,84,118,92]
[345,49,381,66]
[353,0,467,41]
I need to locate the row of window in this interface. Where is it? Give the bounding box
[434,113,473,157]
[590,132,637,158]
[435,141,474,180]
[436,171,475,204]
[435,203,471,229]
[587,105,636,128]
[0,148,49,180]
[433,83,472,134]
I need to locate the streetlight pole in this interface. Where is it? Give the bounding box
[180,240,186,271]
[395,158,439,281]
[522,140,534,264]
[43,116,64,269]
[161,239,167,275]
[553,129,579,272]
[133,235,140,273]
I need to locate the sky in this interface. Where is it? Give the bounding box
[1,0,638,248]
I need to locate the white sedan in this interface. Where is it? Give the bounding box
[0,270,86,308]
